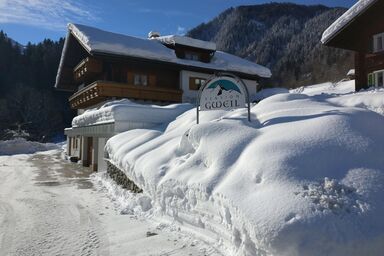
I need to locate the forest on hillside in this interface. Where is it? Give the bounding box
[0,31,74,142]
[188,3,353,88]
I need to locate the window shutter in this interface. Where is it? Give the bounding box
[149,74,156,87]
[127,71,133,84]
[189,77,198,90]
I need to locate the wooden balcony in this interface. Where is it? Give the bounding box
[73,57,103,83]
[69,81,182,109]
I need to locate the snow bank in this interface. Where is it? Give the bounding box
[0,138,59,156]
[291,80,355,96]
[328,87,384,115]
[105,93,384,255]
[91,172,153,216]
[72,99,193,127]
[290,80,384,115]
[254,87,289,102]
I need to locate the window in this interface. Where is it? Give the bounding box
[185,51,200,61]
[368,73,374,87]
[134,74,148,86]
[368,70,384,87]
[377,72,383,87]
[373,33,384,53]
[189,77,206,90]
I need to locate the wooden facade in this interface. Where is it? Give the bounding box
[323,0,384,91]
[67,53,183,108]
[62,51,184,108]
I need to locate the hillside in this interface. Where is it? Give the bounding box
[0,31,74,142]
[187,3,353,88]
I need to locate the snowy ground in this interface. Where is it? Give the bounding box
[0,147,222,256]
[290,80,355,96]
[104,80,384,256]
[2,80,384,256]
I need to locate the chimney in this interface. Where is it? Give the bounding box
[148,31,161,39]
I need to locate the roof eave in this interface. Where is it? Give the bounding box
[322,0,378,46]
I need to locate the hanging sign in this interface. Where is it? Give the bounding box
[196,73,250,124]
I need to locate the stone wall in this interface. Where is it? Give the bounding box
[107,161,143,193]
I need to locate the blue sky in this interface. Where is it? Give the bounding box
[0,0,356,45]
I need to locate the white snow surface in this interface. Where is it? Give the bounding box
[328,87,384,115]
[0,144,221,255]
[347,69,355,76]
[155,35,217,51]
[254,87,289,101]
[66,23,271,78]
[290,80,355,96]
[0,138,59,155]
[105,88,384,255]
[321,0,377,44]
[72,99,193,127]
[291,80,384,115]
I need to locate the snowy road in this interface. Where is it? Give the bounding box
[0,150,220,256]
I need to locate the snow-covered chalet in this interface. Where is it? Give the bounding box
[55,23,271,171]
[321,0,384,90]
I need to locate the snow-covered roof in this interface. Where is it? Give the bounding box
[347,69,355,76]
[321,0,377,44]
[64,23,271,78]
[154,35,216,51]
[72,99,192,128]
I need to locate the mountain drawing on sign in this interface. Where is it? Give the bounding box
[207,80,242,96]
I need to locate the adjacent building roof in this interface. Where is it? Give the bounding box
[55,23,271,90]
[321,0,377,45]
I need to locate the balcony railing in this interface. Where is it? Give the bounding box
[69,80,182,109]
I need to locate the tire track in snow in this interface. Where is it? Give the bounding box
[0,152,106,256]
[0,201,15,256]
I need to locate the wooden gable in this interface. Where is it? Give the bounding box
[324,0,384,53]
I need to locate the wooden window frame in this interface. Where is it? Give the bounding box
[185,51,200,61]
[368,73,374,87]
[370,69,384,87]
[133,73,148,86]
[374,70,384,87]
[373,32,384,53]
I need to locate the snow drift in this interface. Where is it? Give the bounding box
[0,138,59,155]
[105,91,384,256]
[253,87,289,102]
[290,80,355,96]
[328,87,384,115]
